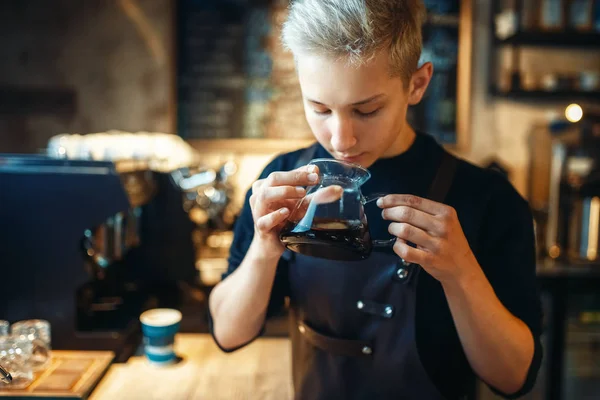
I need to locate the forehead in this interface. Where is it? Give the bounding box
[295,51,402,105]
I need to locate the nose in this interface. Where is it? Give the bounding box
[329,115,357,153]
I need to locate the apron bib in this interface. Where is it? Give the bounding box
[287,148,458,400]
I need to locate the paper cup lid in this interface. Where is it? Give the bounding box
[140,308,182,327]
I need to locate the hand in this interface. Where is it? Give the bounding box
[250,165,319,256]
[377,195,479,284]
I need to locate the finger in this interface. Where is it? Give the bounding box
[265,167,319,188]
[260,186,306,204]
[282,186,344,224]
[311,185,343,205]
[256,208,290,233]
[377,195,444,216]
[286,197,310,222]
[393,240,433,266]
[388,223,438,251]
[280,198,300,211]
[382,206,442,235]
[252,179,265,196]
[253,185,304,218]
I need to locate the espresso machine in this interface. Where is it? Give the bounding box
[0,134,209,361]
[529,106,600,264]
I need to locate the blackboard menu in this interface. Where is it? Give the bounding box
[177,0,311,140]
[177,0,462,144]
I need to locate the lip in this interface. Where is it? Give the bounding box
[338,153,364,163]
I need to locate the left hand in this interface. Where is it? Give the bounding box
[377,194,479,284]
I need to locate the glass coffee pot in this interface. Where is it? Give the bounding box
[280,158,396,261]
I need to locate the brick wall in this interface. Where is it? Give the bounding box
[0,0,174,153]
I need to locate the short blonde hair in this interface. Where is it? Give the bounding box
[282,0,426,83]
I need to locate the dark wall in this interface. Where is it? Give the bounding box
[0,0,174,153]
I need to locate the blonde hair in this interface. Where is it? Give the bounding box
[281,0,426,83]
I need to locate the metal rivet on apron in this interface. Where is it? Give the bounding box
[361,346,372,355]
[400,257,411,267]
[396,268,409,280]
[356,300,394,318]
[298,325,306,334]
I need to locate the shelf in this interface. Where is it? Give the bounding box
[491,87,600,102]
[494,31,600,48]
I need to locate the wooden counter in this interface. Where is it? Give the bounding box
[90,334,293,400]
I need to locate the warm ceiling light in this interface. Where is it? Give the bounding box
[565,103,583,123]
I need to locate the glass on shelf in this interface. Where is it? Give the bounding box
[0,334,34,389]
[10,320,52,372]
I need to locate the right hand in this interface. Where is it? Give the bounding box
[249,165,320,255]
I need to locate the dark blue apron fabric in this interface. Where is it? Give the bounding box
[287,144,458,399]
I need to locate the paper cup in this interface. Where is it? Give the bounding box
[140,308,182,365]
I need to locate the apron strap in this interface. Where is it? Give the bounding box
[410,150,458,282]
[426,150,458,203]
[294,142,320,169]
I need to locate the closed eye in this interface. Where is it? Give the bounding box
[355,109,380,117]
[313,109,331,116]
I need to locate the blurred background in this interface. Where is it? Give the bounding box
[0,0,599,399]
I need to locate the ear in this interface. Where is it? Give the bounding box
[407,62,433,105]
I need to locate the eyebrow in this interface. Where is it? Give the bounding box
[307,94,386,107]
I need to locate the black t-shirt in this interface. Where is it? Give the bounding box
[219,132,543,399]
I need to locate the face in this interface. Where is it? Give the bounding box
[296,50,432,168]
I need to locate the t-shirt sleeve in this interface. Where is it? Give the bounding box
[478,176,544,398]
[208,156,291,352]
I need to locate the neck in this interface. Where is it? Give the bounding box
[382,124,416,159]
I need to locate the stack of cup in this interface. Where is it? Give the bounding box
[0,320,34,389]
[0,319,53,389]
[11,320,52,371]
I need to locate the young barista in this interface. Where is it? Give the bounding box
[209,1,543,398]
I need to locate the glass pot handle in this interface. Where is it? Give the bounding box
[364,193,411,266]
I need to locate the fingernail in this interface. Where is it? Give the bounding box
[308,173,318,182]
[280,208,289,215]
[308,165,317,173]
[376,198,383,207]
[296,187,306,195]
